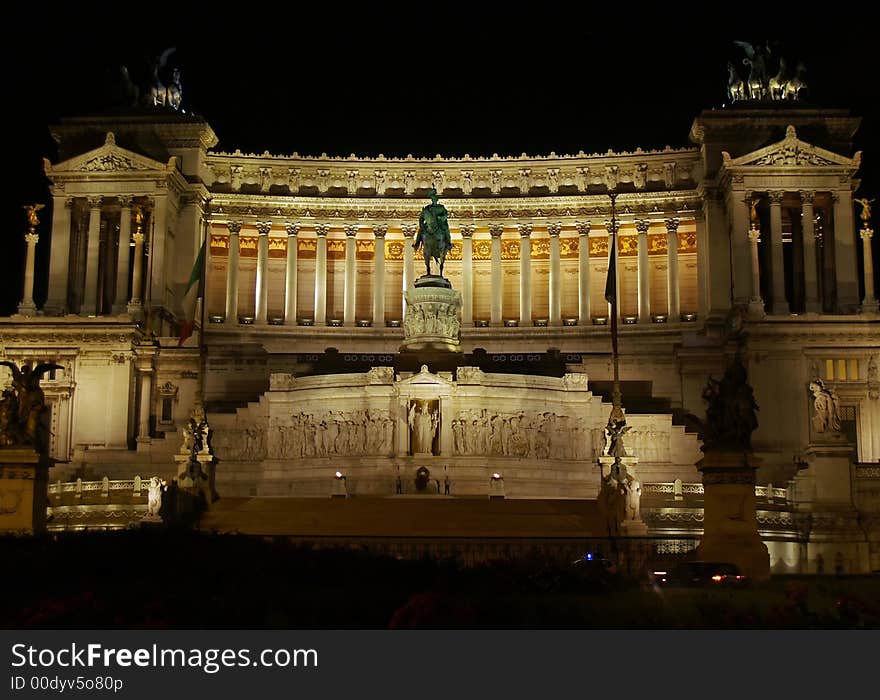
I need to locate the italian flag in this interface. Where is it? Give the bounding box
[178,238,206,346]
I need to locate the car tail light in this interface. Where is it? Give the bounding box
[711,574,723,582]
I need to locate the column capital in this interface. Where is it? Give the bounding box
[664,217,680,234]
[768,190,785,204]
[373,224,388,239]
[459,224,475,239]
[255,221,272,236]
[748,226,761,244]
[132,231,146,245]
[285,222,301,237]
[518,223,532,238]
[605,220,620,235]
[227,221,242,235]
[315,223,331,237]
[861,227,874,241]
[25,232,39,246]
[799,190,815,204]
[489,224,504,239]
[547,222,562,237]
[635,219,650,235]
[401,223,417,239]
[343,224,359,238]
[117,195,134,209]
[86,196,103,209]
[575,221,592,236]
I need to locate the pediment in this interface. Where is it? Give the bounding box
[396,364,455,388]
[722,125,860,169]
[47,132,169,174]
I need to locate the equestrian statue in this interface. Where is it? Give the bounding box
[414,187,453,277]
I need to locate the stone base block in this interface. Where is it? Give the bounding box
[0,447,48,534]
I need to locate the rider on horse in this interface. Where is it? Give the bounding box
[414,187,453,276]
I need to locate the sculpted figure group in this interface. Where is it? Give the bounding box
[268,409,395,459]
[452,409,589,460]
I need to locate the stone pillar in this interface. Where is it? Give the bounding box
[81,196,103,316]
[665,217,681,321]
[372,224,387,327]
[148,194,168,308]
[112,196,133,314]
[635,219,651,323]
[284,222,300,324]
[833,189,860,312]
[225,221,241,323]
[748,225,765,318]
[17,230,40,316]
[490,224,504,326]
[128,228,146,316]
[769,191,789,314]
[861,226,878,313]
[460,224,474,326]
[255,221,271,323]
[343,224,358,326]
[801,192,821,313]
[518,223,532,325]
[136,362,153,445]
[402,223,416,310]
[548,222,562,326]
[45,195,73,314]
[577,221,591,325]
[694,209,709,320]
[314,224,330,325]
[730,192,753,306]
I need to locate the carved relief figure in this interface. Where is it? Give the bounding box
[453,408,587,460]
[809,379,841,433]
[409,401,439,455]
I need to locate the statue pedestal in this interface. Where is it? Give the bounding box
[174,453,216,509]
[401,282,462,354]
[598,456,648,535]
[696,449,770,580]
[0,447,49,534]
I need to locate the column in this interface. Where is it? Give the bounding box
[343,224,358,326]
[402,223,416,310]
[748,225,764,317]
[17,230,39,316]
[460,224,474,327]
[800,192,820,313]
[128,209,146,315]
[284,222,300,324]
[730,192,753,306]
[81,196,102,316]
[372,224,387,327]
[136,361,153,444]
[225,221,241,323]
[112,196,133,314]
[577,221,591,324]
[695,209,709,320]
[636,219,651,323]
[314,223,329,325]
[45,195,73,314]
[769,191,789,314]
[833,189,860,312]
[149,194,168,308]
[518,223,532,325]
[548,222,562,326]
[490,224,504,326]
[665,217,681,321]
[255,221,271,323]
[861,226,878,313]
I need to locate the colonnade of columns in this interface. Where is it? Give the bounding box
[218,218,687,327]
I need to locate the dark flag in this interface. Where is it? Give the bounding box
[604,225,617,305]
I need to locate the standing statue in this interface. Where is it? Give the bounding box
[809,379,841,433]
[854,198,873,226]
[147,476,163,517]
[414,188,453,277]
[700,354,760,451]
[23,204,45,230]
[0,361,64,452]
[409,401,438,454]
[603,407,631,464]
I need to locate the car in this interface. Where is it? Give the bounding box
[652,561,748,587]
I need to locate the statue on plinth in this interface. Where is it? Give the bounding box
[409,400,439,455]
[700,355,759,451]
[0,361,64,454]
[809,379,841,434]
[414,188,453,278]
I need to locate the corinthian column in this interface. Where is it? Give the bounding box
[769,191,789,314]
[518,223,532,325]
[577,221,591,325]
[112,196,133,314]
[18,229,40,316]
[255,221,271,323]
[284,222,300,324]
[82,196,103,316]
[460,224,474,326]
[402,222,417,312]
[635,219,651,323]
[314,224,330,326]
[46,196,73,314]
[128,207,146,316]
[861,226,878,313]
[800,192,820,313]
[225,221,241,323]
[372,224,387,327]
[665,217,680,321]
[748,225,765,318]
[490,224,504,326]
[833,189,860,312]
[548,222,562,326]
[343,224,358,326]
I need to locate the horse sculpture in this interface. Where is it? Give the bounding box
[727,61,746,102]
[414,188,453,277]
[781,62,807,100]
[768,57,787,100]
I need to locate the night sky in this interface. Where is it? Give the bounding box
[4,9,878,315]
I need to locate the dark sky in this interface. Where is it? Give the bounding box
[3,9,878,315]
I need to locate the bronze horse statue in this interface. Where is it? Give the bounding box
[414,188,453,277]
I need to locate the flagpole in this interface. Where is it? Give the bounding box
[197,197,211,410]
[608,192,621,413]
